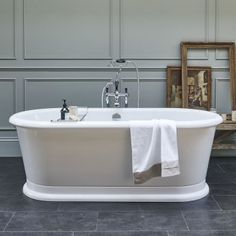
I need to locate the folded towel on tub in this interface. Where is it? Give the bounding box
[130,119,180,184]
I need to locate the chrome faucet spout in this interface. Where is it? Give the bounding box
[105,83,128,108]
[114,94,120,108]
[103,59,139,108]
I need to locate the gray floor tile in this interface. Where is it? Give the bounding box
[168,231,236,236]
[211,157,236,164]
[0,158,25,196]
[138,196,220,211]
[97,211,187,231]
[0,182,25,196]
[5,211,98,232]
[0,212,13,231]
[69,233,89,236]
[209,184,236,195]
[0,195,59,211]
[207,158,236,184]
[58,202,140,212]
[138,202,181,211]
[74,232,168,236]
[219,163,236,173]
[0,172,25,183]
[214,196,236,210]
[0,157,24,168]
[179,196,221,211]
[183,211,236,230]
[0,167,24,174]
[206,172,236,184]
[207,163,225,174]
[0,157,25,175]
[0,165,25,182]
[0,233,73,236]
[1,156,236,234]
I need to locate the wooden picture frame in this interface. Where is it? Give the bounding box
[181,42,236,110]
[167,66,212,110]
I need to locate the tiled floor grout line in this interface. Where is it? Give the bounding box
[137,202,141,211]
[180,210,190,231]
[216,163,226,173]
[211,195,223,211]
[56,202,61,212]
[2,212,15,232]
[95,211,99,232]
[167,230,172,236]
[4,230,75,233]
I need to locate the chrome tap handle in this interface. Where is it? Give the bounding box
[125,88,128,108]
[105,87,110,107]
[106,97,110,107]
[125,98,128,108]
[115,80,119,91]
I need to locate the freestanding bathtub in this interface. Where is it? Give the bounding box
[9,108,222,202]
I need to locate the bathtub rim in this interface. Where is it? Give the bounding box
[23,180,209,202]
[9,107,223,129]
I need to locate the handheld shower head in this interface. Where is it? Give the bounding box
[116,59,126,64]
[109,59,128,68]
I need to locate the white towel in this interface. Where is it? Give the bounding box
[160,119,180,177]
[130,119,180,184]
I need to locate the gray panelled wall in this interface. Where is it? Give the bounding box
[0,0,235,156]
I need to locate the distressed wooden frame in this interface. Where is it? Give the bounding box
[181,42,236,110]
[167,66,212,110]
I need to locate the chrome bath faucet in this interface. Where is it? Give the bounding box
[101,59,140,108]
[105,79,128,108]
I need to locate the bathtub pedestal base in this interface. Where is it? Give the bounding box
[23,181,209,202]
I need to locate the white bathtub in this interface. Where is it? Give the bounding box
[9,108,222,202]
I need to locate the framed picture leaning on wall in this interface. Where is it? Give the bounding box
[167,66,212,110]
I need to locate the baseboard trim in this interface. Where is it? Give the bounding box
[0,138,21,157]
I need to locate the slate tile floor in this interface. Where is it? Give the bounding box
[0,157,236,235]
